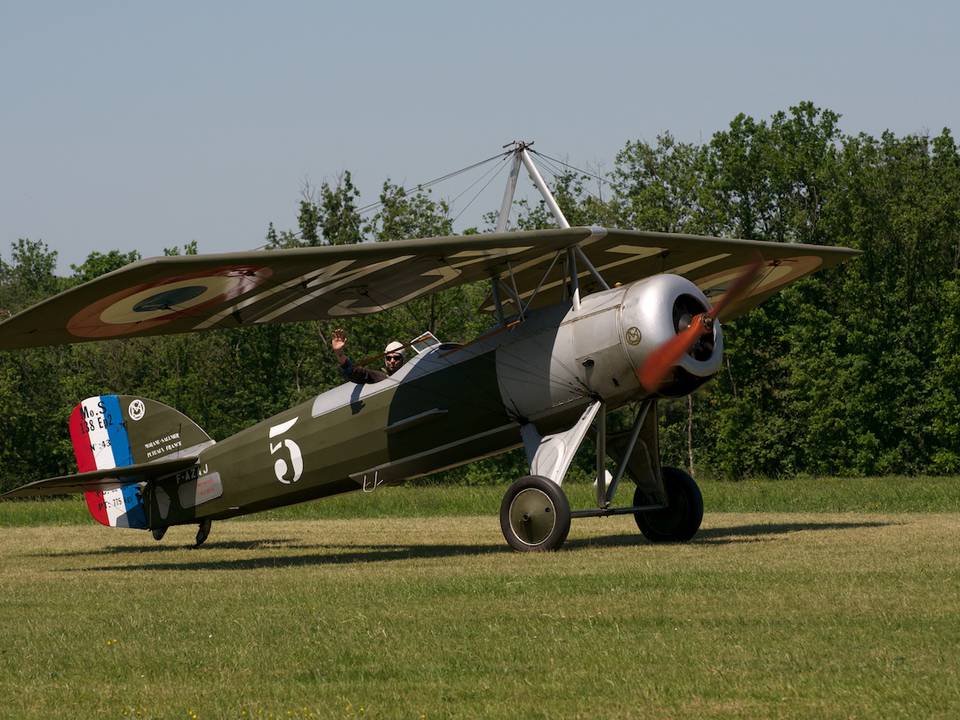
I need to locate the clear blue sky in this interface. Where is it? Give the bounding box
[2,1,957,271]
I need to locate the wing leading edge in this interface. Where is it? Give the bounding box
[481,229,860,321]
[0,227,857,350]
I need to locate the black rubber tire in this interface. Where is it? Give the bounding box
[634,466,703,542]
[500,475,571,552]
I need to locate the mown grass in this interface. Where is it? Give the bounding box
[1,513,959,719]
[2,475,959,527]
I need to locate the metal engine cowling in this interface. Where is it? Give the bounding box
[494,274,724,424]
[618,273,724,397]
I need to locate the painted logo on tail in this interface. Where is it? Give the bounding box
[69,395,147,529]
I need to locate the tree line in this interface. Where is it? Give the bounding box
[1,102,958,492]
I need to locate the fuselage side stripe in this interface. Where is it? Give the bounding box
[70,400,109,525]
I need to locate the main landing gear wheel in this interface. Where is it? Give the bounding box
[634,466,703,543]
[500,475,571,552]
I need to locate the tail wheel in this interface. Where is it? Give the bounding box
[500,475,571,552]
[634,466,703,542]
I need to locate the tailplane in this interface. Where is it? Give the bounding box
[68,395,214,528]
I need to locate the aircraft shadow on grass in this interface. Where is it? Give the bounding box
[564,519,893,549]
[62,519,893,572]
[78,542,504,572]
[30,538,308,558]
[691,519,893,545]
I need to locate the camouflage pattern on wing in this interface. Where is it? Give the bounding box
[480,228,859,321]
[0,229,588,349]
[0,227,857,349]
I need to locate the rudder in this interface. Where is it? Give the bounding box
[69,395,213,529]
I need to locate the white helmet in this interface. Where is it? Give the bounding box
[384,341,404,356]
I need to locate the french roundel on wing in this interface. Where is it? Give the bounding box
[696,256,823,308]
[67,265,273,339]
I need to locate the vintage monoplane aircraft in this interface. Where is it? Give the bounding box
[0,144,858,550]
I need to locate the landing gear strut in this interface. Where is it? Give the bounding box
[501,399,706,550]
[194,518,212,547]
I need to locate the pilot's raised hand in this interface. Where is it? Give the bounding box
[331,328,348,365]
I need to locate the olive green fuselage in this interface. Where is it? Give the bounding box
[141,278,709,531]
[145,347,523,529]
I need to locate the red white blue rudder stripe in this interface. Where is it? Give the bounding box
[69,395,147,529]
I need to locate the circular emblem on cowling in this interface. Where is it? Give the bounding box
[625,326,642,346]
[128,399,146,421]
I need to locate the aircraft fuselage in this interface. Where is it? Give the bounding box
[145,274,722,529]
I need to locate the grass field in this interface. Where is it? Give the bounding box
[3,475,960,527]
[2,479,960,718]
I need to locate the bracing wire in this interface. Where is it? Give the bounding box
[449,153,512,207]
[529,149,614,188]
[527,148,615,220]
[252,150,512,250]
[355,150,512,216]
[451,155,513,224]
[257,146,607,251]
[532,154,569,187]
[531,150,566,179]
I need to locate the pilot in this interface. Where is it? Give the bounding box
[331,328,405,384]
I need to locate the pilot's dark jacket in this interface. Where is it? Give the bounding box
[340,357,388,384]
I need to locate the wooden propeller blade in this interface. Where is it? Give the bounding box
[638,315,708,393]
[637,257,764,393]
[707,255,764,320]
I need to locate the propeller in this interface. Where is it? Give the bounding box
[637,257,764,394]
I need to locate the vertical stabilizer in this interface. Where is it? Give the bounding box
[70,395,146,528]
[68,394,213,529]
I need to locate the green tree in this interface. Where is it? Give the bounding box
[612,133,707,233]
[366,181,452,242]
[70,249,141,284]
[319,172,363,246]
[0,239,61,311]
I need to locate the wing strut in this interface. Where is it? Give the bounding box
[495,151,523,232]
[518,145,571,229]
[565,247,580,310]
[490,274,506,324]
[493,144,615,313]
[495,141,572,230]
[491,141,586,320]
[574,243,611,291]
